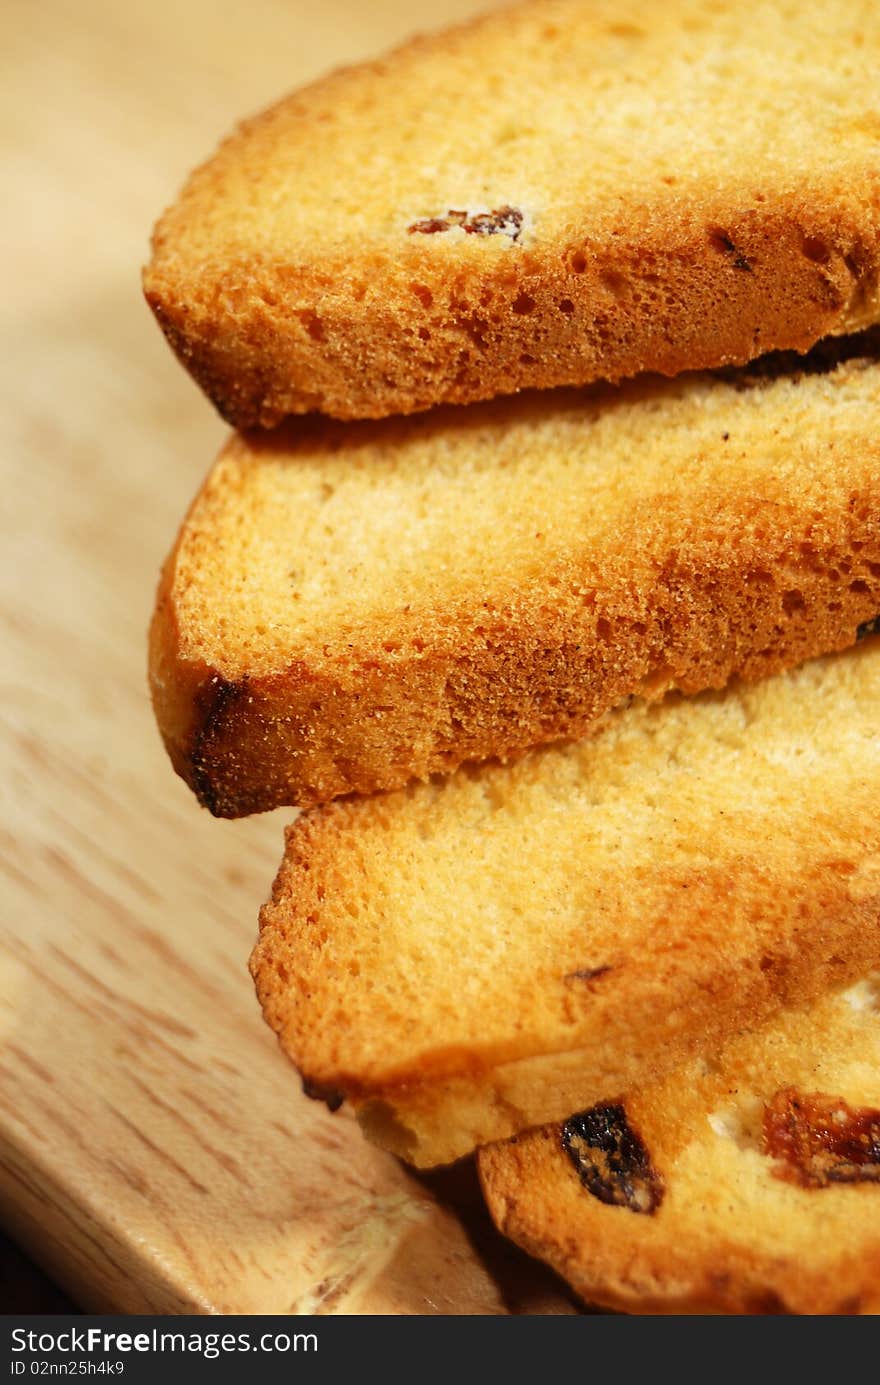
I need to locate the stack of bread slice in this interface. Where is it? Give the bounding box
[145,0,880,1314]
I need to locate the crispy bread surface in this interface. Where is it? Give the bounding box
[151,342,880,815]
[251,640,880,1166]
[145,0,880,424]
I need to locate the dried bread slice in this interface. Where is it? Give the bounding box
[251,638,880,1168]
[479,975,880,1314]
[150,337,880,817]
[144,0,880,425]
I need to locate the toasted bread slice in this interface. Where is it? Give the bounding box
[150,337,880,816]
[144,0,880,425]
[251,639,880,1168]
[479,975,880,1314]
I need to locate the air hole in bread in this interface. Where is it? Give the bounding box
[803,235,832,265]
[512,293,535,315]
[410,282,433,308]
[297,309,325,342]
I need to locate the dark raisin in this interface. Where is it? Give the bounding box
[561,1103,664,1213]
[763,1087,880,1187]
[856,615,880,643]
[408,216,452,234]
[466,206,523,238]
[301,1077,345,1112]
[408,210,467,234]
[408,206,523,241]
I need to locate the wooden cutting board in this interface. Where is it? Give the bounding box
[0,0,577,1314]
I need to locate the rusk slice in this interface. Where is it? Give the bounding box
[251,639,880,1168]
[144,0,880,425]
[479,976,880,1314]
[151,338,880,816]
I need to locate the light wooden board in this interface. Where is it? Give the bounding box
[0,0,576,1314]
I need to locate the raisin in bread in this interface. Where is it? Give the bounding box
[479,975,880,1314]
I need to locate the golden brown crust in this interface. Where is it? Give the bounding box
[143,0,880,424]
[250,641,880,1166]
[146,202,880,429]
[479,979,880,1314]
[153,566,879,818]
[150,348,880,816]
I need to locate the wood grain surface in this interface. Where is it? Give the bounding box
[0,0,577,1314]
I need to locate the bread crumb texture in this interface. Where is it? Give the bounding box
[479,977,880,1313]
[150,340,880,814]
[251,638,880,1166]
[144,0,880,423]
